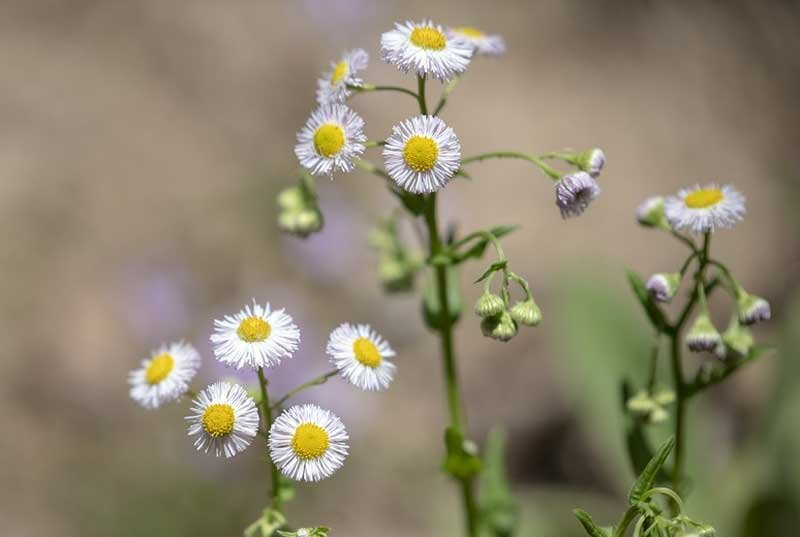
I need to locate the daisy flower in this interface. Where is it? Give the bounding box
[664,184,745,233]
[316,49,369,105]
[383,115,461,194]
[269,404,349,482]
[448,26,506,56]
[128,341,201,409]
[186,382,260,458]
[326,323,397,391]
[381,20,473,81]
[555,171,601,218]
[295,104,367,178]
[210,300,300,370]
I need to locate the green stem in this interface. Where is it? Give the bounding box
[614,505,640,537]
[671,230,698,252]
[257,367,281,510]
[433,75,461,116]
[350,83,418,100]
[417,75,428,115]
[271,370,338,410]
[460,151,561,181]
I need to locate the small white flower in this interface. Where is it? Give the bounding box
[295,104,367,178]
[186,382,260,458]
[555,172,601,218]
[210,300,300,370]
[326,323,397,391]
[269,404,349,482]
[448,26,506,56]
[129,341,201,409]
[636,196,670,229]
[383,115,461,194]
[646,272,681,303]
[316,49,369,105]
[664,184,745,233]
[381,20,473,81]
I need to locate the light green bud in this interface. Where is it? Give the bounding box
[480,311,517,342]
[635,196,671,230]
[277,186,306,211]
[474,292,505,318]
[509,298,542,327]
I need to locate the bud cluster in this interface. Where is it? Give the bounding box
[368,215,422,293]
[474,270,540,343]
[277,177,323,237]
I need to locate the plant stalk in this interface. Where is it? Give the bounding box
[257,367,281,510]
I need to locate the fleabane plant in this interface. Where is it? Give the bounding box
[276,18,606,537]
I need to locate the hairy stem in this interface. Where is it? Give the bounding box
[271,370,338,410]
[461,151,561,180]
[351,83,419,100]
[257,367,281,510]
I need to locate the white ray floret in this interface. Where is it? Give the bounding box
[269,404,349,482]
[326,323,397,391]
[186,382,260,458]
[448,26,506,56]
[381,20,473,81]
[210,300,300,370]
[295,104,367,178]
[555,171,601,218]
[664,184,745,233]
[129,341,201,409]
[316,49,369,105]
[383,115,461,194]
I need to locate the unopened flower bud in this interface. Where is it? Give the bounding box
[573,148,606,178]
[635,196,670,230]
[509,298,542,327]
[645,272,681,303]
[480,311,517,342]
[277,186,307,211]
[717,316,754,358]
[736,291,771,325]
[685,311,721,353]
[474,292,505,318]
[278,208,323,236]
[555,172,600,219]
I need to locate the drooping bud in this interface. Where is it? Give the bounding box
[736,291,771,325]
[716,315,754,358]
[555,171,601,219]
[509,298,542,327]
[480,311,518,342]
[635,196,670,230]
[685,311,721,353]
[474,291,505,318]
[378,256,415,293]
[645,272,681,303]
[278,207,323,236]
[277,186,306,211]
[573,148,606,178]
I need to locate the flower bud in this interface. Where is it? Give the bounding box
[474,292,505,318]
[645,272,681,303]
[736,291,771,325]
[635,196,670,230]
[278,208,323,236]
[509,298,542,327]
[555,172,600,219]
[480,311,518,342]
[716,316,754,358]
[573,148,606,178]
[277,186,307,211]
[378,256,415,292]
[685,311,721,353]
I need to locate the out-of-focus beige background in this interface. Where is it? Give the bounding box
[2,1,799,536]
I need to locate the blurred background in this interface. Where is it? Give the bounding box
[2,0,799,535]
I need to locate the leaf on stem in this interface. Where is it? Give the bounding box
[442,427,482,480]
[628,436,675,504]
[422,266,463,330]
[452,225,518,264]
[573,509,612,537]
[479,428,519,537]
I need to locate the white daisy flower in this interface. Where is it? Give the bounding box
[664,184,745,233]
[316,49,369,105]
[381,20,473,81]
[326,323,397,391]
[555,171,601,218]
[269,404,349,482]
[295,104,367,178]
[383,115,461,194]
[448,26,506,56]
[128,341,201,409]
[186,382,260,458]
[210,300,300,370]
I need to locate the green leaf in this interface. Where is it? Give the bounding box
[442,427,482,480]
[629,436,675,504]
[573,509,611,537]
[475,261,508,283]
[422,266,463,330]
[452,225,518,264]
[479,429,519,537]
[626,270,669,331]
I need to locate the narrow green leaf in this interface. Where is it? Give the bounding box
[452,225,518,263]
[422,266,463,330]
[479,428,519,537]
[629,436,675,504]
[475,261,508,283]
[573,509,611,537]
[626,269,669,331]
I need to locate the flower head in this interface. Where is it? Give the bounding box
[186,382,259,458]
[474,291,505,318]
[736,291,771,325]
[129,341,201,409]
[269,404,349,482]
[381,20,473,81]
[636,196,670,230]
[665,184,745,233]
[295,104,367,178]
[448,26,505,56]
[480,311,518,342]
[685,311,721,353]
[316,49,369,105]
[509,298,542,327]
[716,315,754,359]
[555,171,601,218]
[326,323,397,391]
[383,115,461,193]
[646,272,681,303]
[210,300,300,370]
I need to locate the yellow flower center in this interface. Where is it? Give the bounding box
[330,61,348,85]
[410,27,447,50]
[353,337,382,368]
[145,353,174,385]
[313,124,345,157]
[685,188,724,209]
[291,423,330,460]
[455,26,485,38]
[237,316,271,343]
[403,136,439,172]
[202,404,235,437]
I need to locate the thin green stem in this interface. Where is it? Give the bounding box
[257,368,281,510]
[364,140,386,148]
[433,75,461,116]
[647,332,661,392]
[271,370,338,410]
[614,505,640,537]
[460,151,561,181]
[671,230,698,252]
[417,75,428,115]
[350,83,418,100]
[641,487,684,514]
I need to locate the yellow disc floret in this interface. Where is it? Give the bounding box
[145,353,174,385]
[237,316,271,343]
[291,422,330,460]
[403,136,439,172]
[353,337,382,368]
[313,124,346,157]
[202,404,235,437]
[685,188,724,209]
[454,26,485,38]
[410,27,447,50]
[331,61,348,85]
